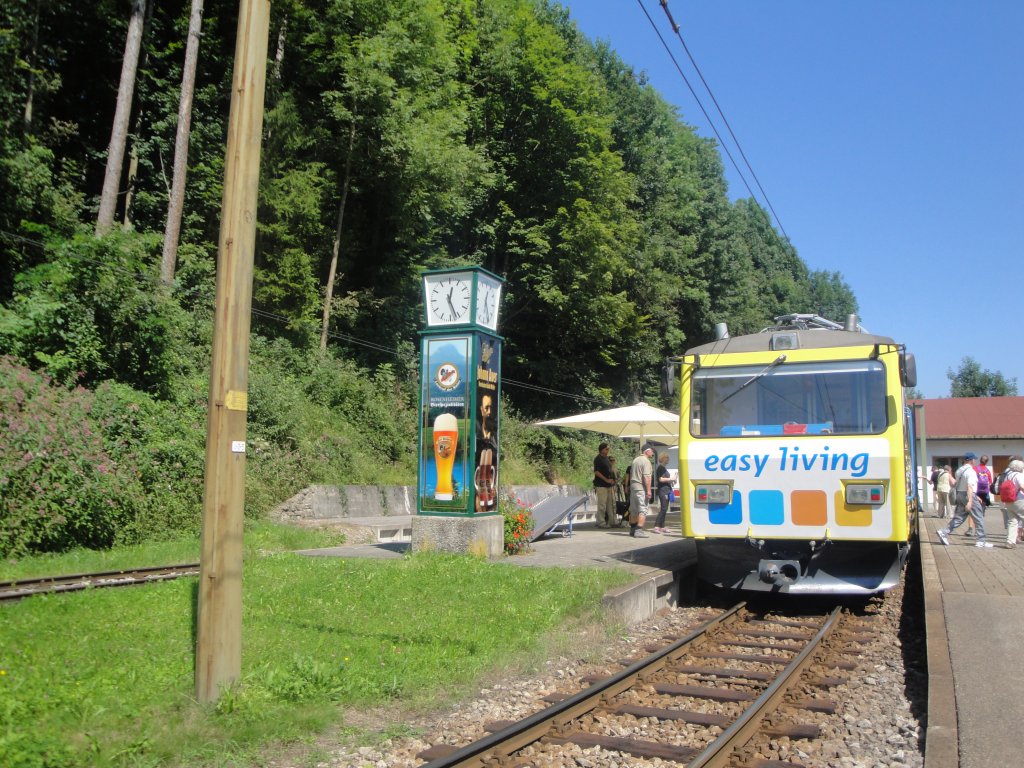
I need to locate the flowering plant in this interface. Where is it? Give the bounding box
[500,494,534,555]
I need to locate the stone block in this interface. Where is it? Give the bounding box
[412,515,503,558]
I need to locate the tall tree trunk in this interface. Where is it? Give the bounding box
[272,17,287,82]
[160,0,205,283]
[96,0,147,235]
[123,0,155,229]
[319,117,357,352]
[22,1,40,136]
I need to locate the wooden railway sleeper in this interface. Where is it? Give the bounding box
[748,618,821,629]
[696,651,791,665]
[730,628,814,641]
[674,664,776,682]
[548,731,700,763]
[720,639,802,652]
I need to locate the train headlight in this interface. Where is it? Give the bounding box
[844,482,886,506]
[694,482,733,505]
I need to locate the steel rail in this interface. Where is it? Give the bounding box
[0,563,201,601]
[686,604,845,768]
[419,601,747,768]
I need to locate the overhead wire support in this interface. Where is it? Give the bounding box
[642,0,790,242]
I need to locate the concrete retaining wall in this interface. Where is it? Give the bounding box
[273,484,592,522]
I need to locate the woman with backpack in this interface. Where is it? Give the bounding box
[999,458,1024,549]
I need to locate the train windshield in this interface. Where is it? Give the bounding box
[690,359,888,437]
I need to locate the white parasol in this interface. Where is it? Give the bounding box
[536,402,680,445]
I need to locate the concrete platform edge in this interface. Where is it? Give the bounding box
[920,527,958,768]
[600,566,686,625]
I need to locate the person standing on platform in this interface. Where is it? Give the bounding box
[964,454,993,537]
[628,443,655,538]
[609,457,623,526]
[937,452,993,548]
[976,455,994,507]
[653,452,673,533]
[999,458,1024,549]
[592,442,617,529]
[935,464,954,518]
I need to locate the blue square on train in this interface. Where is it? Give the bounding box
[749,489,784,525]
[708,490,742,525]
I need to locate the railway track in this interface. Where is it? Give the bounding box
[415,601,869,767]
[0,562,200,601]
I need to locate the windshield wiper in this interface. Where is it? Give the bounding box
[719,354,787,404]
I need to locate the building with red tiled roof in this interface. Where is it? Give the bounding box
[911,397,1024,440]
[911,397,1024,508]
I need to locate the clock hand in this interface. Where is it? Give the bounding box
[448,294,457,316]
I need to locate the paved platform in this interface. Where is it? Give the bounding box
[920,509,1024,768]
[299,512,697,624]
[300,511,694,576]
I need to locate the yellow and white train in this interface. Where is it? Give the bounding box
[667,314,921,594]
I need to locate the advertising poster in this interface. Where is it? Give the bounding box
[473,335,501,514]
[419,335,469,513]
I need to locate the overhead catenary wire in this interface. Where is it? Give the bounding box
[634,0,790,242]
[657,0,789,243]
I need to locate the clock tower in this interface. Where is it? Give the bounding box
[414,267,505,555]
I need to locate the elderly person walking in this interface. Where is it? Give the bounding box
[999,458,1024,549]
[628,443,655,538]
[937,452,993,548]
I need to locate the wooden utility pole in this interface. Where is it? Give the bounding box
[195,0,270,704]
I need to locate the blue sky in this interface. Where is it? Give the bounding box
[562,1,1022,398]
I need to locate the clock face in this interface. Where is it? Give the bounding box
[425,274,472,325]
[474,278,501,330]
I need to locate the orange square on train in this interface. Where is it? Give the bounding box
[834,491,873,527]
[791,490,827,525]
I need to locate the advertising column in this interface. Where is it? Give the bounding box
[472,334,501,514]
[414,266,504,554]
[419,334,470,514]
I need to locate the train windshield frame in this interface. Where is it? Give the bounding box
[690,359,888,438]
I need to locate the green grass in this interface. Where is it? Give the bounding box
[0,521,348,581]
[0,528,632,768]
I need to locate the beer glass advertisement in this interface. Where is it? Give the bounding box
[473,335,501,514]
[419,336,469,513]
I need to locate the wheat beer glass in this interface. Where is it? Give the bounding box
[433,413,458,500]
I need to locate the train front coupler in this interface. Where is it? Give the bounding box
[747,536,833,587]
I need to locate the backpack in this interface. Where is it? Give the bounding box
[999,473,1020,503]
[976,466,991,493]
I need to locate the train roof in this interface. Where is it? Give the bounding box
[686,328,898,356]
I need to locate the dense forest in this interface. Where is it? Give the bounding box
[0,0,857,555]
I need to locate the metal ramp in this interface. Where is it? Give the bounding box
[529,495,589,541]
